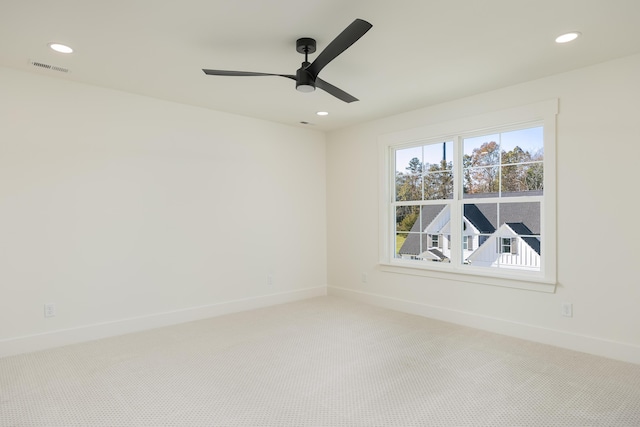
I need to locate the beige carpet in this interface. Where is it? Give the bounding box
[1,296,639,426]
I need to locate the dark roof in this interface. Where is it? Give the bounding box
[521,237,541,255]
[464,204,495,233]
[506,222,534,235]
[428,248,448,260]
[507,222,541,255]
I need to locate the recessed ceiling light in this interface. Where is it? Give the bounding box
[555,32,581,44]
[48,43,74,54]
[316,111,329,116]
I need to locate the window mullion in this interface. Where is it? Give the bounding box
[450,136,463,267]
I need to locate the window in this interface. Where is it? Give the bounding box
[499,238,512,254]
[379,100,557,289]
[463,236,473,251]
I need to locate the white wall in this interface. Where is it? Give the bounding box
[0,67,327,356]
[326,53,640,364]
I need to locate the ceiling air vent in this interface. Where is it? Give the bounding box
[30,60,69,73]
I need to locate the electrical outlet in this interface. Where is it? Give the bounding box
[361,273,368,283]
[561,302,573,317]
[267,274,273,287]
[44,303,57,318]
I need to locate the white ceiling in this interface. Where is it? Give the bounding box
[2,0,640,132]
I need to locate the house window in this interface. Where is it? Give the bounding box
[379,100,557,287]
[500,238,511,254]
[498,237,519,255]
[463,236,474,251]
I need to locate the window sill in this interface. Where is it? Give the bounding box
[379,262,557,293]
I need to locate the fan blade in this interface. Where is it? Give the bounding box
[316,78,358,103]
[306,19,372,79]
[203,69,296,80]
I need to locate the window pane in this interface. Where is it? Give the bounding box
[396,204,449,262]
[396,146,422,174]
[424,171,453,200]
[501,163,544,195]
[500,127,543,164]
[395,205,419,259]
[463,201,541,271]
[463,166,499,197]
[498,201,541,270]
[395,232,409,258]
[500,127,544,197]
[498,202,540,237]
[462,202,496,264]
[395,205,420,234]
[464,134,500,166]
[423,142,453,171]
[395,146,423,202]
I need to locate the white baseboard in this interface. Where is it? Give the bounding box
[328,286,640,365]
[0,286,327,358]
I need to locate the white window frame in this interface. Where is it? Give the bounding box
[378,100,557,292]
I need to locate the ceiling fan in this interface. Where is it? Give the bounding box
[202,19,372,103]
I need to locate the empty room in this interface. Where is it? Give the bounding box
[1,0,640,425]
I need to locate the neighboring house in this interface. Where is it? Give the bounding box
[398,191,541,270]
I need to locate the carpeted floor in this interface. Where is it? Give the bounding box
[1,296,639,426]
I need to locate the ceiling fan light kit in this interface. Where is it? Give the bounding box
[202,19,372,103]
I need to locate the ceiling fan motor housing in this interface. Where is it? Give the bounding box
[296,62,315,92]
